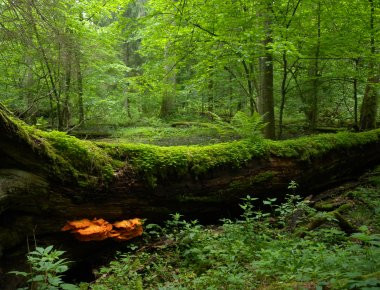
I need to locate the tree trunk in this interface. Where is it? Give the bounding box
[1,107,380,258]
[242,61,257,116]
[160,46,176,118]
[63,39,72,130]
[207,67,214,112]
[353,58,359,129]
[258,2,276,139]
[309,1,321,131]
[360,0,378,131]
[75,49,84,125]
[279,51,288,139]
[76,12,85,126]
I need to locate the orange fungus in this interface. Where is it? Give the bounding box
[61,218,143,242]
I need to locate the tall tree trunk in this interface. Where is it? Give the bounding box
[27,1,62,130]
[360,0,379,130]
[242,61,257,116]
[258,1,275,139]
[207,67,214,112]
[75,49,84,125]
[23,55,37,124]
[353,58,359,129]
[160,46,176,118]
[76,12,85,126]
[278,0,302,138]
[229,74,233,118]
[62,38,72,130]
[309,1,321,131]
[125,97,132,119]
[279,51,288,139]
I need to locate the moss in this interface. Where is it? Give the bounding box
[100,140,268,187]
[101,129,380,187]
[3,107,380,190]
[1,111,117,187]
[37,130,116,181]
[267,129,380,160]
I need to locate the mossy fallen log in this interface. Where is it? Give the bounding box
[1,108,380,256]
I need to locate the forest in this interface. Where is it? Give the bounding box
[0,0,379,289]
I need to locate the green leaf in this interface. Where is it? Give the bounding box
[8,271,28,277]
[60,283,80,290]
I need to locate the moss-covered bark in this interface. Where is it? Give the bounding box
[1,107,380,256]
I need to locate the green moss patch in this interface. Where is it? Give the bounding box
[267,129,380,160]
[37,131,115,181]
[3,108,380,189]
[100,140,268,186]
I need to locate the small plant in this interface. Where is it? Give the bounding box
[230,111,266,141]
[239,195,259,222]
[275,181,315,229]
[9,245,78,290]
[207,111,266,141]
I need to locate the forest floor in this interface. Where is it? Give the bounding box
[85,166,380,289]
[74,118,347,146]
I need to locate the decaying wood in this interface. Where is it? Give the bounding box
[1,107,380,258]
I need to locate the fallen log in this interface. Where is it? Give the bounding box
[1,107,380,256]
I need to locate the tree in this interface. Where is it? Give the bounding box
[360,0,379,130]
[258,1,276,139]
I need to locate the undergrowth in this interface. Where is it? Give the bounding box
[88,178,380,290]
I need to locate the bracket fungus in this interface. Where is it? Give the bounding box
[62,218,143,242]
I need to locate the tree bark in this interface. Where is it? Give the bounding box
[160,46,176,118]
[353,58,359,129]
[279,51,288,139]
[308,1,321,131]
[360,0,379,130]
[76,12,85,126]
[258,2,276,139]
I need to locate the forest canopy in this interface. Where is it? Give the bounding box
[0,0,378,140]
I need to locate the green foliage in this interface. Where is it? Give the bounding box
[0,0,378,132]
[9,245,78,290]
[91,179,380,289]
[230,112,266,141]
[110,123,231,146]
[204,111,265,142]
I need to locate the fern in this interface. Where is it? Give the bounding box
[206,111,266,141]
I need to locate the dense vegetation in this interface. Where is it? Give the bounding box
[12,170,380,289]
[1,0,380,289]
[0,0,378,138]
[90,174,380,289]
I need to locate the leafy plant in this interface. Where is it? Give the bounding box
[91,176,380,289]
[9,245,78,290]
[274,181,316,228]
[207,111,266,141]
[230,111,267,141]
